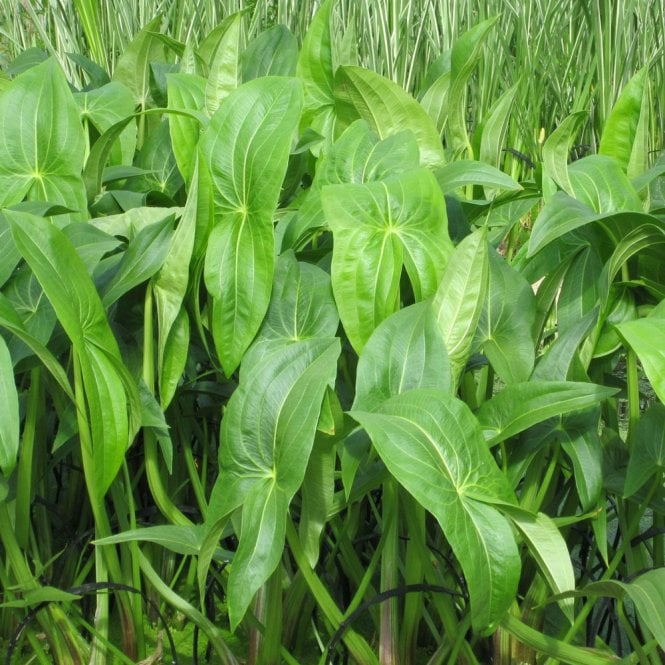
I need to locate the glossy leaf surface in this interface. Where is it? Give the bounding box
[351,388,520,630]
[334,66,445,166]
[200,77,303,375]
[324,169,452,352]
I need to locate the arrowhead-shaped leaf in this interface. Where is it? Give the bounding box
[324,168,452,352]
[351,389,520,630]
[212,337,340,628]
[200,77,303,375]
[0,59,86,218]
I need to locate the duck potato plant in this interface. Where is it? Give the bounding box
[1,4,665,665]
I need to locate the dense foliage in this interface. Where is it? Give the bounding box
[0,1,664,664]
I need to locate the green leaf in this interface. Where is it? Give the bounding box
[75,81,136,165]
[7,211,140,495]
[0,587,81,609]
[542,111,587,195]
[228,478,288,630]
[297,0,334,137]
[242,25,298,81]
[166,73,206,185]
[95,525,220,557]
[447,18,497,158]
[565,570,665,652]
[299,436,336,566]
[0,294,74,403]
[478,82,519,172]
[205,13,242,117]
[280,121,420,249]
[351,389,519,630]
[503,508,575,623]
[434,160,521,195]
[432,227,489,383]
[212,338,340,628]
[532,309,598,382]
[0,59,86,218]
[615,316,665,404]
[0,335,19,477]
[0,212,22,288]
[334,66,445,167]
[200,77,303,375]
[557,246,603,335]
[112,16,167,108]
[101,213,175,306]
[569,155,642,214]
[476,381,618,447]
[153,165,197,407]
[599,67,648,173]
[527,192,596,257]
[242,251,338,372]
[354,302,452,412]
[324,169,452,352]
[624,403,665,497]
[476,249,536,384]
[419,71,450,137]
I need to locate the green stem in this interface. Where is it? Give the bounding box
[400,495,425,665]
[138,550,239,665]
[285,519,379,664]
[14,367,41,549]
[626,348,640,445]
[544,476,661,664]
[617,600,649,665]
[380,479,400,665]
[256,568,283,665]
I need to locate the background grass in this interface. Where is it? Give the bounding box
[1,0,663,165]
